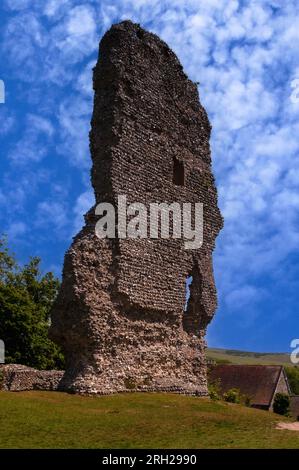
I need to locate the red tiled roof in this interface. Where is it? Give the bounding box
[209,365,283,407]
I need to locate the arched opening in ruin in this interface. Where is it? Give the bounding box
[173,156,185,186]
[184,275,193,311]
[183,266,204,335]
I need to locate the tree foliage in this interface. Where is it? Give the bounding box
[273,393,290,416]
[0,236,64,370]
[285,366,299,395]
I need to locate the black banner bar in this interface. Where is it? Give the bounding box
[0,449,298,466]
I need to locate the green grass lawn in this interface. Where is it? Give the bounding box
[1,391,299,448]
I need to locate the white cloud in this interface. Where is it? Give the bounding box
[73,189,94,234]
[75,60,94,96]
[27,114,54,136]
[67,5,96,36]
[57,96,92,168]
[225,285,265,311]
[0,109,15,135]
[0,169,50,214]
[8,114,54,164]
[51,5,98,64]
[43,0,71,18]
[35,200,69,236]
[7,221,27,240]
[4,0,32,11]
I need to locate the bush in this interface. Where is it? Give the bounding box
[244,395,252,407]
[208,379,221,400]
[285,366,299,395]
[223,388,251,406]
[223,388,242,403]
[273,393,290,416]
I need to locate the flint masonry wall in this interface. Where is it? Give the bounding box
[0,365,63,391]
[49,21,223,395]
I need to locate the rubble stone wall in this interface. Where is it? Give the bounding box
[0,364,63,391]
[49,21,223,395]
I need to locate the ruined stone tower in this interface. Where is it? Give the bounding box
[50,21,223,395]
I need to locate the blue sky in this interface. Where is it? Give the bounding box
[1,0,299,352]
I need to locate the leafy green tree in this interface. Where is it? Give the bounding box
[285,366,299,395]
[273,393,290,416]
[0,236,64,370]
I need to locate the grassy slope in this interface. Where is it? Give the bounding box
[206,348,293,366]
[0,391,299,448]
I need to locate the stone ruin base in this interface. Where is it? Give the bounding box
[58,338,209,396]
[0,364,208,396]
[59,373,209,396]
[0,364,63,392]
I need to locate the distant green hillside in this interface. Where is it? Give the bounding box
[206,348,293,366]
